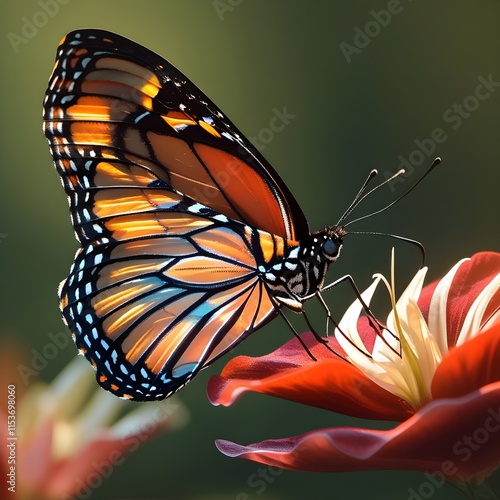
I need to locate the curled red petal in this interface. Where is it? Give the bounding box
[432,324,500,399]
[445,252,500,346]
[208,332,412,421]
[216,381,500,482]
[418,252,500,347]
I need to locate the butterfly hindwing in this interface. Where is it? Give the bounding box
[60,199,277,400]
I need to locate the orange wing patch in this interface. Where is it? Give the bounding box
[198,119,222,138]
[94,161,159,187]
[193,144,289,238]
[124,292,204,365]
[66,96,112,120]
[93,189,180,218]
[84,58,161,111]
[70,121,113,146]
[92,279,161,317]
[173,281,258,370]
[147,132,241,218]
[102,286,178,340]
[162,111,197,131]
[110,237,197,259]
[191,227,256,267]
[103,212,213,240]
[164,256,254,284]
[204,281,275,364]
[97,259,167,288]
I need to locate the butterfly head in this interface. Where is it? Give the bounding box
[308,225,346,264]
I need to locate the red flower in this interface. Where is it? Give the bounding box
[208,252,500,487]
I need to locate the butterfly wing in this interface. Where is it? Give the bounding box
[44,29,309,242]
[44,29,303,400]
[59,196,277,400]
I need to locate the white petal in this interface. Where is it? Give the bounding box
[74,389,122,436]
[399,267,428,305]
[47,356,96,419]
[335,276,382,357]
[386,267,428,335]
[404,299,442,390]
[110,397,189,439]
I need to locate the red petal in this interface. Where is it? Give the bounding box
[208,332,412,421]
[18,419,56,495]
[216,381,500,482]
[445,252,500,346]
[432,324,500,399]
[41,433,137,498]
[419,252,500,347]
[417,279,438,322]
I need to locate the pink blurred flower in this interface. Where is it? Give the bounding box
[208,252,500,493]
[1,354,188,499]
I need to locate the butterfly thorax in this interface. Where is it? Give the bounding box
[261,225,346,312]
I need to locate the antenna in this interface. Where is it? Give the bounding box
[347,231,426,267]
[335,169,378,226]
[343,157,441,228]
[337,169,406,226]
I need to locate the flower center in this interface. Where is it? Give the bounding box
[334,253,442,411]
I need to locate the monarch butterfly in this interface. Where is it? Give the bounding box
[44,29,433,402]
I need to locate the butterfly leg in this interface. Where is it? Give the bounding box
[301,307,346,356]
[314,291,339,337]
[277,308,317,361]
[311,274,399,356]
[311,290,396,361]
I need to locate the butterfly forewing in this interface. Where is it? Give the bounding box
[44,29,308,241]
[44,29,305,400]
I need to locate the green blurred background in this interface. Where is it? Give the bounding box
[1,1,499,499]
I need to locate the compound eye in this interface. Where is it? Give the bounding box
[322,239,339,257]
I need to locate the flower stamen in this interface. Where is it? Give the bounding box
[334,250,443,410]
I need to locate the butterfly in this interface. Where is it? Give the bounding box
[43,29,410,402]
